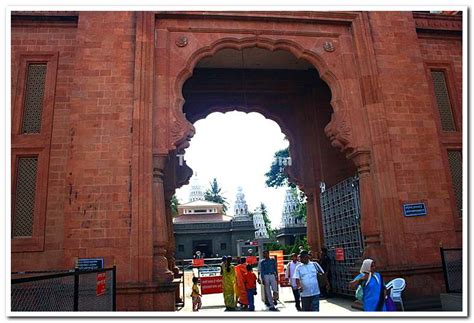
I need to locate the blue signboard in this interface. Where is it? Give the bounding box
[77,258,104,271]
[403,203,427,217]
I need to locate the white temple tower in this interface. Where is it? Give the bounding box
[253,208,269,239]
[280,188,304,228]
[233,186,250,221]
[188,174,205,202]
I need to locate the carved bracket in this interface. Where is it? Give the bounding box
[324,110,355,154]
[347,148,371,175]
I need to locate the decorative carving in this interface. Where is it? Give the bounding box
[323,41,335,52]
[414,16,462,31]
[170,114,195,151]
[152,155,166,183]
[347,149,371,175]
[324,110,354,154]
[175,36,188,47]
[175,159,193,189]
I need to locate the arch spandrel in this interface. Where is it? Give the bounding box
[162,35,359,155]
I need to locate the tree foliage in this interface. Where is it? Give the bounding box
[265,235,309,255]
[170,194,179,217]
[204,178,229,214]
[264,147,296,188]
[259,202,272,235]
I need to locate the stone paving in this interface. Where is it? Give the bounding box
[177,270,358,314]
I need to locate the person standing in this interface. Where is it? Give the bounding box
[257,250,279,311]
[293,250,323,311]
[221,256,237,310]
[285,253,302,311]
[319,247,332,298]
[349,258,387,312]
[243,264,257,311]
[235,257,249,308]
[191,276,202,312]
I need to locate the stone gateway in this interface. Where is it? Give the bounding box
[11,11,462,311]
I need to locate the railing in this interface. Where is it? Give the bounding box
[440,247,462,293]
[11,266,116,312]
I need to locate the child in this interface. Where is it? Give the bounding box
[243,264,257,311]
[191,276,202,312]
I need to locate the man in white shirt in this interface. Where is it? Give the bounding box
[293,250,324,311]
[285,253,301,311]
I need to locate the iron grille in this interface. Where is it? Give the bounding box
[13,157,38,237]
[431,70,456,132]
[11,275,75,311]
[11,267,116,312]
[440,247,462,293]
[77,271,114,311]
[320,176,364,296]
[447,151,462,217]
[21,64,47,134]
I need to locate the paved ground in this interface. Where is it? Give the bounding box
[177,270,358,314]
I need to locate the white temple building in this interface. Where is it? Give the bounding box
[253,208,269,239]
[276,188,307,245]
[233,186,251,221]
[280,188,305,228]
[188,174,205,202]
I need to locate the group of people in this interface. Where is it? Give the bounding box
[221,255,258,311]
[190,249,391,312]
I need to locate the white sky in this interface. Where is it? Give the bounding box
[175,111,289,228]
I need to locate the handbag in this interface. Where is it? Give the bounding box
[313,262,328,287]
[385,295,397,311]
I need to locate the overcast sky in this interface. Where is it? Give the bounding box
[175,111,289,228]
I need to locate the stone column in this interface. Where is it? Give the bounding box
[347,149,386,264]
[152,154,174,283]
[305,193,319,253]
[164,192,179,275]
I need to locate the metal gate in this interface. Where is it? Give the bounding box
[320,176,364,296]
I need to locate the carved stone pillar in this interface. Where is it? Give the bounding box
[164,192,179,275]
[305,193,318,253]
[347,149,386,264]
[152,154,174,283]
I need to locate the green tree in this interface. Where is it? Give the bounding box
[259,202,272,236]
[204,178,229,214]
[264,147,296,188]
[170,194,179,217]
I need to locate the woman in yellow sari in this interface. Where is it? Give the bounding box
[221,256,237,310]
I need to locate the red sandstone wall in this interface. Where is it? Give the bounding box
[418,37,462,107]
[11,13,137,285]
[11,23,77,270]
[368,12,461,268]
[64,12,136,282]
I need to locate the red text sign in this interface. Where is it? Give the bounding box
[96,272,106,296]
[335,248,345,261]
[200,275,223,295]
[192,258,204,267]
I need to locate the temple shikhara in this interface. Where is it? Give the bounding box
[10,11,463,311]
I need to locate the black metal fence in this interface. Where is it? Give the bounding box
[11,267,116,312]
[440,247,462,293]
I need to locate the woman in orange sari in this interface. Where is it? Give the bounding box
[235,257,249,308]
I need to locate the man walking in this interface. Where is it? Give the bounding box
[257,250,279,311]
[285,253,302,311]
[294,250,324,311]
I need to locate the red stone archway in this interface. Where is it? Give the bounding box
[131,11,392,309]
